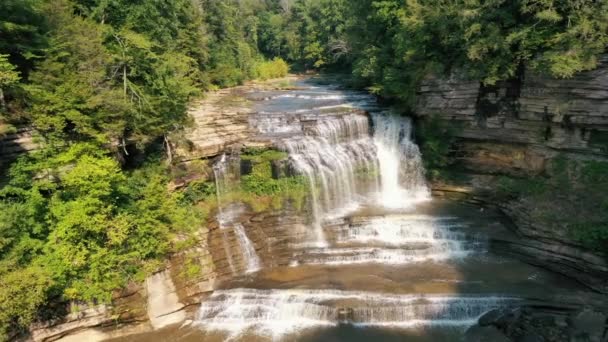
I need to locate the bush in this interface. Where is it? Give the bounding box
[416,115,459,180]
[254,57,289,81]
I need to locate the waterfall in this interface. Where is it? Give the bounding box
[233,223,261,273]
[372,113,430,208]
[275,111,432,247]
[195,288,516,339]
[192,81,513,341]
[279,113,378,246]
[213,154,262,274]
[290,214,484,266]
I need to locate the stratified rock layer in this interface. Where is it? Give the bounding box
[417,56,608,293]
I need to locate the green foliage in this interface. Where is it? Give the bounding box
[496,176,548,199]
[496,157,608,253]
[241,150,308,210]
[0,0,48,76]
[254,58,290,81]
[241,148,288,162]
[0,54,20,90]
[0,144,201,336]
[255,0,608,103]
[182,180,217,205]
[0,266,52,339]
[416,115,459,180]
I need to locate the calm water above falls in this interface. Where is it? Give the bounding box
[116,78,583,342]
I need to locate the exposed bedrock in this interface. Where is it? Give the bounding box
[416,55,608,293]
[466,304,608,342]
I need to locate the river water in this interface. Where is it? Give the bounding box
[115,77,583,342]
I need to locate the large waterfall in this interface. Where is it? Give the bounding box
[279,113,378,246]
[190,79,564,342]
[272,110,430,246]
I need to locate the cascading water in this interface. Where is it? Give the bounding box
[213,154,262,274]
[195,288,516,339]
[279,113,378,246]
[290,215,484,266]
[372,113,430,208]
[233,223,261,273]
[183,79,576,342]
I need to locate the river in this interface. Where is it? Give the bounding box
[113,77,584,342]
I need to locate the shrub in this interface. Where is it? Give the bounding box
[416,115,459,179]
[254,57,289,81]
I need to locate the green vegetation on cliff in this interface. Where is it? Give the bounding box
[254,0,608,104]
[0,145,200,338]
[0,0,291,338]
[497,157,608,252]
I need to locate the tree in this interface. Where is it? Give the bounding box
[0,54,20,111]
[0,0,48,77]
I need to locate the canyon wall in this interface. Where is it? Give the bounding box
[0,128,37,171]
[415,55,608,293]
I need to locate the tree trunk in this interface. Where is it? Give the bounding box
[0,87,5,111]
[121,137,129,156]
[164,135,173,164]
[123,64,127,99]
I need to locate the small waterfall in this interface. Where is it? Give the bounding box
[195,288,515,339]
[291,214,484,266]
[233,223,261,273]
[372,113,430,208]
[337,215,479,246]
[213,154,237,275]
[213,154,262,274]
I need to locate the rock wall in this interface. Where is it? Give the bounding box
[0,128,37,171]
[417,56,608,292]
[180,88,252,161]
[466,305,608,342]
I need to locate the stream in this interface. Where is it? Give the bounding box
[116,78,585,342]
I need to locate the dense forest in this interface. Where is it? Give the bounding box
[1,0,607,339]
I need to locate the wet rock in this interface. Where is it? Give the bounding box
[479,309,507,326]
[465,325,511,342]
[240,159,253,175]
[494,308,523,330]
[569,309,606,342]
[518,332,545,342]
[337,307,354,322]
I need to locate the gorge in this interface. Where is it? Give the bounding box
[2,1,608,341]
[21,76,604,342]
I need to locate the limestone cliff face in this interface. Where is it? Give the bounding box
[416,55,608,292]
[0,128,37,171]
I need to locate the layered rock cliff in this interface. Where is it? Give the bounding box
[415,55,608,293]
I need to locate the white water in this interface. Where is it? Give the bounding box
[195,288,516,339]
[279,113,378,247]
[290,214,484,266]
[213,155,262,275]
[233,224,262,273]
[373,114,430,208]
[195,82,509,341]
[269,110,431,248]
[336,215,476,246]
